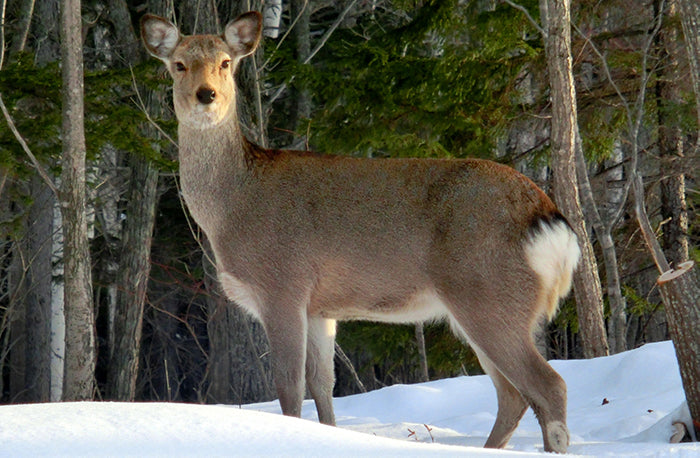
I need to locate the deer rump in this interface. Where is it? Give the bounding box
[141,11,579,454]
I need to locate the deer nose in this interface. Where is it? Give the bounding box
[196,87,216,104]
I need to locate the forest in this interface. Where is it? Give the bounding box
[0,0,698,432]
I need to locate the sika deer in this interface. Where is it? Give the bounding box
[141,11,579,453]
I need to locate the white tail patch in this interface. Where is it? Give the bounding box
[525,219,580,320]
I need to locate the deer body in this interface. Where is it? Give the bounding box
[142,12,578,453]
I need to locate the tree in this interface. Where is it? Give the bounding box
[655,0,689,268]
[105,0,161,402]
[664,0,700,437]
[658,261,700,437]
[678,0,700,155]
[538,0,609,358]
[60,0,96,400]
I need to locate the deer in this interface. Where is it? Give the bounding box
[141,11,580,453]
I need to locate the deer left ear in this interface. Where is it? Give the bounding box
[224,11,262,58]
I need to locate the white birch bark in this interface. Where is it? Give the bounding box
[50,202,64,402]
[263,0,283,38]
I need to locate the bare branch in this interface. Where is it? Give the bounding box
[0,93,60,196]
[129,67,178,148]
[267,0,360,106]
[575,2,670,273]
[503,0,546,38]
[259,0,308,72]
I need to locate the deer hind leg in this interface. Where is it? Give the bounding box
[448,303,569,453]
[305,317,337,425]
[473,348,528,449]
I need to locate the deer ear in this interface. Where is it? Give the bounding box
[141,14,181,61]
[223,11,262,58]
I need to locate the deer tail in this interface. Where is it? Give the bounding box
[525,213,581,321]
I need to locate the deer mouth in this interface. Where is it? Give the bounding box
[180,102,227,129]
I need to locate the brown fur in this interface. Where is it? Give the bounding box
[141,11,579,453]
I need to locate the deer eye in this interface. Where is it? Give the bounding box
[221,59,231,69]
[175,62,186,72]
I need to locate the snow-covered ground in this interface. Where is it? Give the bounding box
[0,340,697,457]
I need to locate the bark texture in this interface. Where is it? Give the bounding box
[107,155,159,400]
[204,244,274,404]
[104,0,161,402]
[657,262,700,437]
[655,0,689,267]
[677,0,700,153]
[540,0,609,358]
[60,0,96,400]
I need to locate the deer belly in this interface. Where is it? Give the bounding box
[314,287,449,324]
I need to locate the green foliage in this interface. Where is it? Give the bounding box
[552,297,580,334]
[424,323,481,376]
[579,107,626,162]
[0,53,61,177]
[337,322,418,375]
[337,320,480,383]
[0,54,176,177]
[270,0,544,159]
[84,61,178,170]
[622,285,657,318]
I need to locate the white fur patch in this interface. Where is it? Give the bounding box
[224,26,242,48]
[545,420,570,453]
[372,289,449,324]
[524,220,580,319]
[218,272,261,320]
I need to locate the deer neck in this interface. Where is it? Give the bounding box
[177,109,247,172]
[176,107,251,227]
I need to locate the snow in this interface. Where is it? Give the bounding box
[1,341,698,457]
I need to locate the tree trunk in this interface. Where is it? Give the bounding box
[657,261,700,437]
[7,176,54,403]
[263,0,283,39]
[107,155,159,400]
[677,0,700,154]
[575,136,627,354]
[655,0,689,267]
[414,323,429,383]
[539,0,609,358]
[49,202,65,402]
[102,0,161,401]
[21,175,53,402]
[291,0,312,150]
[203,242,274,405]
[10,0,36,54]
[60,0,96,401]
[34,0,60,64]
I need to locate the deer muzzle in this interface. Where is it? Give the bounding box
[196,87,216,105]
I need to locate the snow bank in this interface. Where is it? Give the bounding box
[0,341,698,457]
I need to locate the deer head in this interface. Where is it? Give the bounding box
[141,12,261,130]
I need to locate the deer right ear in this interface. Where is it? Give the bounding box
[223,11,262,58]
[141,14,181,61]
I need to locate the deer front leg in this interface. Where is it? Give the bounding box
[264,304,308,419]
